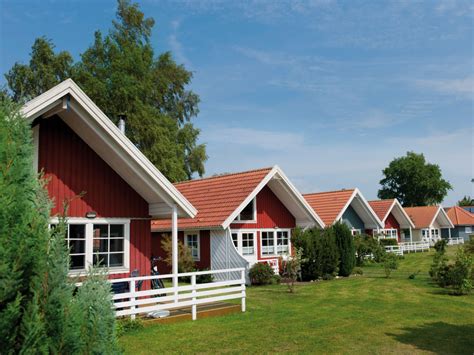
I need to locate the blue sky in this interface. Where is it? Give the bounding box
[1,0,473,205]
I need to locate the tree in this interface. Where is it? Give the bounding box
[332,222,355,277]
[378,152,452,207]
[5,37,73,103]
[4,0,207,182]
[458,196,474,206]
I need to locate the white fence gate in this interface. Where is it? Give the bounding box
[385,241,430,256]
[109,268,246,320]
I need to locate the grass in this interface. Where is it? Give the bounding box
[119,247,474,354]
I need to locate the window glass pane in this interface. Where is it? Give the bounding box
[232,233,238,248]
[69,240,85,254]
[93,239,108,253]
[110,224,124,238]
[186,234,199,260]
[109,253,124,267]
[277,231,289,255]
[93,253,109,267]
[70,255,85,269]
[261,231,274,255]
[239,200,255,221]
[242,233,254,255]
[93,224,108,239]
[110,239,124,252]
[69,224,85,239]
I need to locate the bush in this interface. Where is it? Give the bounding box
[352,267,364,275]
[354,234,385,266]
[429,249,447,281]
[116,318,144,337]
[160,235,195,273]
[332,222,355,277]
[379,238,398,247]
[249,262,274,285]
[281,248,302,293]
[271,274,282,285]
[432,246,473,295]
[434,239,447,253]
[295,227,339,281]
[383,253,399,278]
[196,270,213,284]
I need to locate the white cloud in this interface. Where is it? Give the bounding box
[415,77,474,99]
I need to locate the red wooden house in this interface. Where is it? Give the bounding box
[151,166,325,275]
[21,79,196,280]
[368,199,415,242]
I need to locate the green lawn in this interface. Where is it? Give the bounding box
[119,247,474,354]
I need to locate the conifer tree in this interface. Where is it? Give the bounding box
[332,222,356,277]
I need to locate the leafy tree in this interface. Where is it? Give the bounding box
[458,196,474,206]
[4,0,207,182]
[160,234,195,273]
[5,37,73,103]
[332,222,355,277]
[378,151,452,207]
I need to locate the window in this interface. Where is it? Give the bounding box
[421,229,429,238]
[185,233,200,261]
[261,231,275,255]
[92,224,125,267]
[431,229,439,238]
[276,231,289,255]
[242,233,255,255]
[50,218,129,273]
[378,229,398,239]
[234,199,256,222]
[466,226,472,233]
[351,229,361,236]
[68,224,86,269]
[232,233,238,248]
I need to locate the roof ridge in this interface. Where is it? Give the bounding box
[303,188,356,196]
[367,199,394,203]
[174,166,274,186]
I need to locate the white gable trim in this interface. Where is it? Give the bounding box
[386,199,416,229]
[335,188,384,229]
[430,206,455,229]
[221,166,325,230]
[21,79,197,219]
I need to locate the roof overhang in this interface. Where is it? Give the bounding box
[384,200,416,229]
[21,79,197,219]
[221,166,326,229]
[336,189,384,229]
[431,207,455,229]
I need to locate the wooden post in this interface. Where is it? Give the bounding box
[172,204,178,303]
[241,269,246,313]
[191,274,197,320]
[130,279,136,320]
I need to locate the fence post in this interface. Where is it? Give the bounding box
[130,279,136,320]
[241,269,246,313]
[191,274,197,321]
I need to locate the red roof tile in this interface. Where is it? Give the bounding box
[152,167,273,230]
[404,206,440,228]
[445,206,474,226]
[303,189,355,225]
[368,199,395,221]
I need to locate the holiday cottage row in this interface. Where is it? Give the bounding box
[22,79,473,284]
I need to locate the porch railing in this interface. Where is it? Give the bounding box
[385,241,430,255]
[111,268,246,320]
[447,237,464,246]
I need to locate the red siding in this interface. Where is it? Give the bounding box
[385,213,401,242]
[38,117,148,218]
[38,116,151,282]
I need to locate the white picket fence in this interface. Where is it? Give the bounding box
[447,237,464,246]
[385,241,430,256]
[110,268,246,320]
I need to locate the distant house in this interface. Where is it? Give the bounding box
[151,166,325,275]
[444,206,474,241]
[303,189,383,235]
[368,199,415,242]
[21,79,197,281]
[404,206,454,245]
[461,206,474,214]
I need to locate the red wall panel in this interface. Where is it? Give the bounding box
[38,117,148,218]
[385,213,401,242]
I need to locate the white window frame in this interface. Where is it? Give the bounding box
[230,230,256,256]
[259,228,291,257]
[184,231,200,261]
[351,228,362,236]
[232,198,257,224]
[49,217,130,275]
[378,228,398,239]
